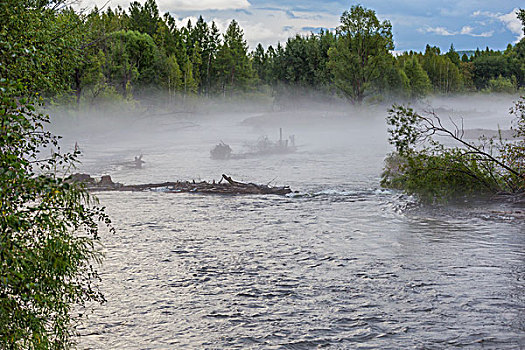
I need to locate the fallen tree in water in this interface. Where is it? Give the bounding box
[382,97,525,203]
[67,173,293,195]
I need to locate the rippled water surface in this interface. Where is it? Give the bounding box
[53,105,524,349]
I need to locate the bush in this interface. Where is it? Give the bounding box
[382,99,525,202]
[0,80,112,349]
[484,75,518,93]
[382,149,501,203]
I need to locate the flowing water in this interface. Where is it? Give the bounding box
[52,102,524,349]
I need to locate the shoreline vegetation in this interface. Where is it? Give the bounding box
[1,0,524,348]
[381,97,525,203]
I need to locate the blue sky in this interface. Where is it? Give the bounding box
[79,0,524,51]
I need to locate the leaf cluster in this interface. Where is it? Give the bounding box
[0,80,113,349]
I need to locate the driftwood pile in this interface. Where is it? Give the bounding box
[210,128,296,160]
[67,173,292,195]
[210,141,232,159]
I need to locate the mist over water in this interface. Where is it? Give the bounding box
[50,96,524,348]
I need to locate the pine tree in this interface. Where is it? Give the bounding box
[215,20,255,96]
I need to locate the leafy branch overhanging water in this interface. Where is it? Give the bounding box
[381,97,525,203]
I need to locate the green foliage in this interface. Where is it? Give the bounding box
[471,54,511,90]
[384,105,423,156]
[1,2,112,346]
[459,61,476,91]
[180,48,199,95]
[403,58,431,99]
[251,43,267,84]
[283,35,315,87]
[484,75,517,93]
[382,100,525,202]
[128,0,160,38]
[3,0,524,107]
[0,0,83,95]
[0,80,111,349]
[382,149,499,203]
[422,49,463,93]
[215,20,256,96]
[503,41,525,89]
[200,21,221,96]
[106,30,164,93]
[501,97,525,183]
[276,32,334,94]
[445,44,461,66]
[328,5,394,104]
[165,54,182,96]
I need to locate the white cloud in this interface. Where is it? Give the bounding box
[183,8,338,49]
[239,21,280,44]
[171,16,277,46]
[158,0,250,11]
[460,26,493,37]
[173,15,200,28]
[420,25,493,38]
[390,50,405,57]
[472,8,524,42]
[460,26,473,35]
[473,31,493,38]
[421,26,456,36]
[76,0,250,12]
[74,0,337,48]
[245,9,338,48]
[498,9,523,41]
[472,10,492,17]
[170,14,285,48]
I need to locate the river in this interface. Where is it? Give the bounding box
[52,98,524,349]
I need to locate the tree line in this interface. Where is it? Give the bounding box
[3,0,524,108]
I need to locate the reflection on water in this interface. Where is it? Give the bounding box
[59,110,525,349]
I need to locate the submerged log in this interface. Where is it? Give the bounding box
[68,173,292,195]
